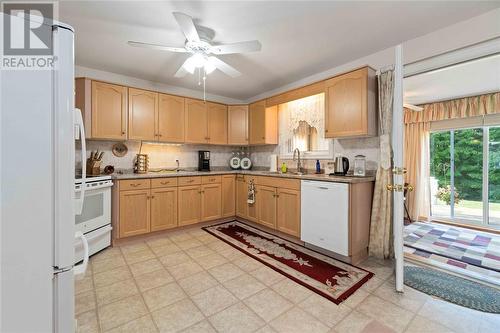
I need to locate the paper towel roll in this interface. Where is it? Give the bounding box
[269,154,278,172]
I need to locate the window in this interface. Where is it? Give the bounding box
[278,93,333,158]
[430,125,500,225]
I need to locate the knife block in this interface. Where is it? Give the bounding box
[86,158,102,176]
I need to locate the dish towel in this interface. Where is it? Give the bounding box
[247,180,256,204]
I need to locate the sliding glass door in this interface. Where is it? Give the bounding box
[489,127,500,224]
[430,125,499,226]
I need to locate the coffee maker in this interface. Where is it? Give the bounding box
[198,151,210,171]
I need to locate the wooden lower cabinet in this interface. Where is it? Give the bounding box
[114,175,302,241]
[151,187,178,231]
[276,188,300,237]
[222,175,236,217]
[119,189,150,238]
[201,183,222,221]
[256,185,277,229]
[236,176,247,218]
[247,199,258,222]
[178,185,202,226]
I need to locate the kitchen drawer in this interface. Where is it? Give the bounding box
[259,176,300,191]
[245,175,260,184]
[119,179,150,191]
[178,176,202,186]
[202,175,222,184]
[151,177,178,188]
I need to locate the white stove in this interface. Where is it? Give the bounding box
[74,174,113,263]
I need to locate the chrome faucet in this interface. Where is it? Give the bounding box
[293,148,303,175]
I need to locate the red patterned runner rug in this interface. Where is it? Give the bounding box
[203,221,373,304]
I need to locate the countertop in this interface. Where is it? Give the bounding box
[111,169,375,184]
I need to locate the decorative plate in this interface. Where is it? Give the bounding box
[241,157,252,170]
[230,156,241,169]
[112,142,128,157]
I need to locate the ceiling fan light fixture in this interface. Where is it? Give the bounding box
[190,53,206,68]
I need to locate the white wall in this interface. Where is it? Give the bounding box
[246,8,500,103]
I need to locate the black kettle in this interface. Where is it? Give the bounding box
[334,156,349,175]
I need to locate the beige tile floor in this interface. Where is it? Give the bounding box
[75,224,500,333]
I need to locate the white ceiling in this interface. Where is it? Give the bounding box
[60,1,500,101]
[404,54,500,105]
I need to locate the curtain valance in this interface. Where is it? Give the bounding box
[404,92,499,124]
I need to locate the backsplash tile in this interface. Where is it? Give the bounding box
[77,136,379,174]
[76,140,253,171]
[250,137,380,172]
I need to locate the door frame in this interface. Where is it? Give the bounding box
[393,45,405,292]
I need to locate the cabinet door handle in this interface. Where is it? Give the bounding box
[151,195,155,199]
[121,131,126,135]
[130,183,140,187]
[318,187,329,190]
[187,179,194,183]
[160,181,169,185]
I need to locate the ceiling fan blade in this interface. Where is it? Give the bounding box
[128,41,188,53]
[210,40,261,55]
[208,56,241,78]
[174,66,188,78]
[174,57,195,78]
[172,12,200,42]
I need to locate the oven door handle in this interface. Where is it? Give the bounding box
[73,231,89,277]
[75,108,86,215]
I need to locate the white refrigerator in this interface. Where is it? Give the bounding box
[0,15,87,332]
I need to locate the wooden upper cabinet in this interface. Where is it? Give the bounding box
[185,98,208,144]
[276,188,300,237]
[158,94,185,143]
[228,105,249,145]
[207,102,228,145]
[249,101,278,145]
[128,88,158,141]
[325,66,377,138]
[90,81,128,140]
[249,100,265,144]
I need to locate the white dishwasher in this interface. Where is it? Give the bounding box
[301,180,349,256]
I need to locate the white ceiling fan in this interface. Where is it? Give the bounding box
[128,12,261,78]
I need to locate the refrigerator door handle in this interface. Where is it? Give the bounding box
[75,108,86,215]
[73,231,89,276]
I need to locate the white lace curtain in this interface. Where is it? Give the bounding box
[278,93,328,155]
